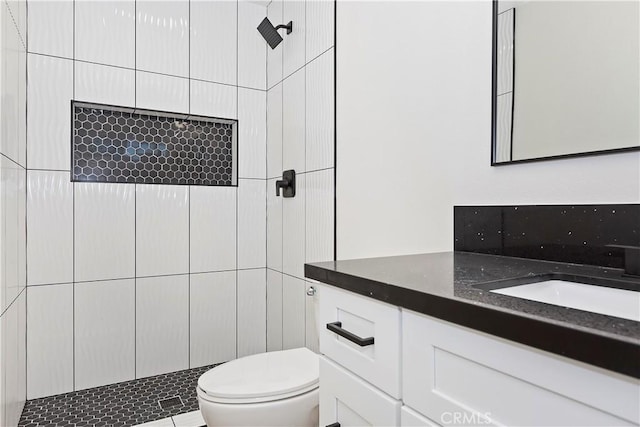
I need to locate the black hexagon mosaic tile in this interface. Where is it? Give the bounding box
[18,363,219,427]
[72,101,237,186]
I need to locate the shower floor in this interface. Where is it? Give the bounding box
[18,364,217,427]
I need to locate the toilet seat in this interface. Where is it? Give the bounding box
[197,348,319,404]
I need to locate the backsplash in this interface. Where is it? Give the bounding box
[454,204,640,269]
[72,102,237,186]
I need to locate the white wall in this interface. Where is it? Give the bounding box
[0,0,27,425]
[336,0,640,260]
[25,0,268,399]
[266,0,334,353]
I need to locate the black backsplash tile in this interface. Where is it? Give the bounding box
[454,205,640,268]
[72,101,237,186]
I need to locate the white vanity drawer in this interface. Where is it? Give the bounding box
[318,284,401,398]
[402,310,640,426]
[320,356,401,427]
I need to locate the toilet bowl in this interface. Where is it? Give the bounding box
[197,347,319,426]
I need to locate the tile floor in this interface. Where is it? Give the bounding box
[19,364,216,427]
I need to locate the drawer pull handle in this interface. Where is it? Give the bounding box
[326,321,374,346]
[326,423,341,427]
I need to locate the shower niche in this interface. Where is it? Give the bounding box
[71,101,238,186]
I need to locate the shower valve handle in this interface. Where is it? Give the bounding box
[275,170,296,198]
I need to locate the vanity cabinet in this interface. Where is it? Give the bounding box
[316,284,639,427]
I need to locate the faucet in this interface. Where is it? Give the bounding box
[276,170,296,198]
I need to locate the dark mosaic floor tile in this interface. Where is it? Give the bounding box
[18,364,218,427]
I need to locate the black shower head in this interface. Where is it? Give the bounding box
[257,17,293,49]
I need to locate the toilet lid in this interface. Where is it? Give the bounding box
[198,348,319,402]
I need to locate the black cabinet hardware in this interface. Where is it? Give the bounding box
[326,321,374,347]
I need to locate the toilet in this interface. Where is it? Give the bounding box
[197,347,320,426]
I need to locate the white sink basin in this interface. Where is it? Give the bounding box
[491,280,640,322]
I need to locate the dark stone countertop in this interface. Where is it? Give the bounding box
[304,251,640,378]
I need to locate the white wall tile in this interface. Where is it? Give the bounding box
[75,182,135,282]
[136,275,189,378]
[238,0,267,90]
[305,169,333,264]
[266,178,282,270]
[2,290,26,427]
[305,281,319,353]
[75,279,135,390]
[238,179,266,269]
[190,271,236,367]
[238,88,266,179]
[5,0,26,45]
[16,289,26,418]
[190,185,236,273]
[267,0,283,88]
[137,0,189,77]
[237,269,266,357]
[136,185,189,277]
[282,68,305,172]
[75,62,135,107]
[305,49,334,171]
[0,158,24,312]
[306,0,334,62]
[282,173,304,278]
[282,0,305,78]
[75,0,135,68]
[266,269,282,351]
[27,0,73,58]
[26,284,73,399]
[190,0,237,85]
[27,54,73,170]
[266,83,283,178]
[189,80,237,119]
[136,72,189,114]
[282,274,305,349]
[27,171,73,286]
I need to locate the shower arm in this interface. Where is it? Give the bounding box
[274,21,293,35]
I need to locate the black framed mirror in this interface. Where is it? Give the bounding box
[491,0,640,165]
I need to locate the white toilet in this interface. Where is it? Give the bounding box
[197,347,319,426]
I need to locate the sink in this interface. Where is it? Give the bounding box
[474,275,640,322]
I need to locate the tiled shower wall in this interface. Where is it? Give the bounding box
[25,0,269,400]
[265,0,335,353]
[0,0,28,426]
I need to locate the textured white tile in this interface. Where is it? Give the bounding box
[75,183,135,282]
[282,173,304,278]
[136,185,189,277]
[27,54,73,170]
[75,62,135,107]
[282,68,305,172]
[266,269,283,351]
[266,178,282,270]
[26,284,73,399]
[267,83,283,178]
[282,274,305,349]
[190,185,236,273]
[190,271,236,367]
[238,179,266,269]
[190,0,237,85]
[497,8,514,96]
[27,171,73,286]
[495,92,513,163]
[5,0,26,45]
[305,169,333,265]
[305,281,319,353]
[136,275,189,378]
[0,158,24,311]
[75,279,135,390]
[27,0,73,58]
[237,269,266,357]
[137,0,189,77]
[239,1,267,90]
[2,290,26,427]
[133,417,174,427]
[305,49,334,171]
[238,88,266,179]
[189,80,237,119]
[267,0,283,88]
[283,0,305,78]
[172,410,206,427]
[75,0,135,68]
[16,289,27,419]
[136,72,189,114]
[306,0,333,62]
[0,7,26,166]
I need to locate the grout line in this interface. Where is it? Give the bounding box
[267,45,334,92]
[0,286,26,319]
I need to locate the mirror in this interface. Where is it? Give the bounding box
[491,0,639,165]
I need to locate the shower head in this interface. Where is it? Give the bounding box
[257,17,293,49]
